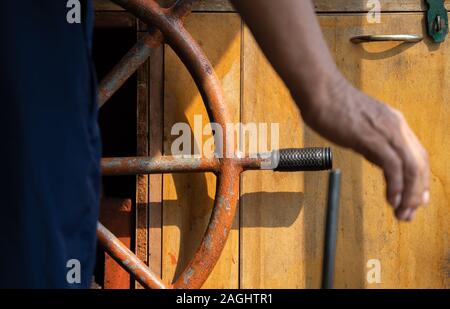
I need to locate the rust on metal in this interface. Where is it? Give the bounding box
[101,155,271,175]
[97,222,170,289]
[102,156,221,175]
[98,30,163,107]
[100,198,132,289]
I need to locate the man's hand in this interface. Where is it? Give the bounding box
[300,78,429,221]
[232,0,430,221]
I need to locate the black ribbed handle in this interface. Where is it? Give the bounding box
[274,147,332,171]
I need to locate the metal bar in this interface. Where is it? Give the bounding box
[97,222,169,289]
[322,170,342,289]
[101,148,333,176]
[102,156,221,175]
[101,156,270,175]
[100,198,132,289]
[350,34,423,44]
[98,31,163,107]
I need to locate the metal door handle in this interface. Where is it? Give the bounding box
[350,34,423,44]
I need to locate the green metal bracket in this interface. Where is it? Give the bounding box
[426,0,448,42]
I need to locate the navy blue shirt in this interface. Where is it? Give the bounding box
[0,1,100,288]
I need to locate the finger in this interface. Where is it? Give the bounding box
[406,129,430,206]
[362,107,425,218]
[382,150,403,209]
[375,116,424,220]
[391,126,426,217]
[360,106,411,209]
[396,153,423,215]
[352,126,403,209]
[422,190,430,206]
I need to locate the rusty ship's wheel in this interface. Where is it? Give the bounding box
[97,0,332,289]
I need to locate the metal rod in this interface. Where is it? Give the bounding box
[97,222,169,289]
[98,32,163,107]
[101,156,221,175]
[322,170,342,289]
[350,34,423,44]
[101,148,333,175]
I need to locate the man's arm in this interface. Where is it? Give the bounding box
[231,0,429,221]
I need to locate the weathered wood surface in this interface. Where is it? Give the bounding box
[239,26,308,288]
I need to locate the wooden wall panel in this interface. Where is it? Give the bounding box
[162,13,241,288]
[239,27,309,288]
